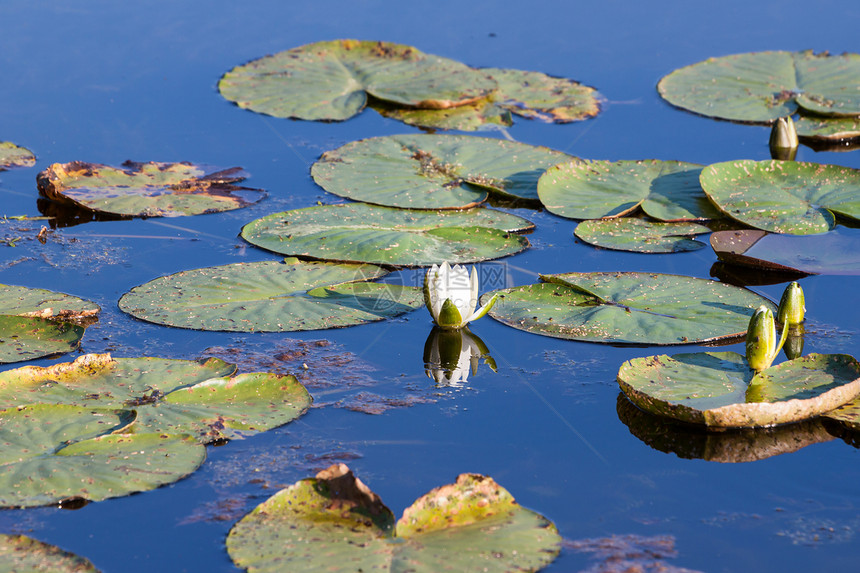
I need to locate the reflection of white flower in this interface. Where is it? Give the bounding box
[423,327,496,387]
[423,262,498,329]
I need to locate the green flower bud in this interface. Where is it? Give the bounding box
[769,116,799,150]
[777,281,805,326]
[746,305,777,372]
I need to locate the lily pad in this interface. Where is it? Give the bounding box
[119,259,423,332]
[575,219,710,253]
[311,134,573,209]
[241,204,533,266]
[0,404,205,507]
[795,115,860,141]
[823,395,860,432]
[0,534,100,572]
[218,40,495,122]
[36,161,265,218]
[376,68,601,131]
[710,229,860,275]
[484,272,774,345]
[658,50,860,123]
[700,159,860,235]
[617,351,860,428]
[0,353,310,443]
[537,159,719,221]
[226,463,560,573]
[0,284,100,320]
[0,315,85,364]
[0,142,35,170]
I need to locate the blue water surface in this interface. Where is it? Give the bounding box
[1,1,860,571]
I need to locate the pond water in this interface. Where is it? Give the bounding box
[2,1,860,571]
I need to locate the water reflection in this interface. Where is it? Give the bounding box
[616,393,834,463]
[423,327,495,387]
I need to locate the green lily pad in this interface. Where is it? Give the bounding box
[700,159,860,235]
[710,229,860,275]
[226,463,560,573]
[617,352,860,428]
[241,204,533,266]
[0,284,100,320]
[218,40,495,122]
[795,114,860,141]
[658,50,860,123]
[375,68,601,131]
[0,534,100,572]
[537,159,719,221]
[36,161,265,218]
[0,353,309,443]
[0,404,205,507]
[0,142,35,170]
[616,393,835,462]
[0,315,85,364]
[484,272,774,345]
[311,133,573,208]
[575,219,710,253]
[119,259,423,332]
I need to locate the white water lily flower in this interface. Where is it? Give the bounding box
[423,261,498,329]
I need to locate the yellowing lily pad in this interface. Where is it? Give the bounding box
[537,159,719,221]
[617,351,860,428]
[0,141,35,170]
[36,161,265,218]
[485,272,774,345]
[0,534,100,572]
[700,159,860,235]
[241,203,533,266]
[575,219,710,253]
[119,259,423,332]
[226,463,560,573]
[311,133,574,208]
[218,40,495,122]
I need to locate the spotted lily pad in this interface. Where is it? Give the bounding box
[537,159,719,221]
[119,259,423,332]
[0,534,100,572]
[658,50,860,123]
[0,284,100,320]
[795,115,860,141]
[36,161,265,218]
[0,353,309,443]
[218,40,495,122]
[617,351,860,428]
[241,204,533,266]
[0,142,35,170]
[0,404,206,507]
[700,159,860,235]
[226,463,560,573]
[710,229,860,275]
[376,68,601,131]
[311,134,573,208]
[575,219,710,253]
[484,272,774,345]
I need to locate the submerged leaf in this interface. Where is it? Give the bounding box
[119,259,423,332]
[311,134,573,208]
[241,203,533,266]
[37,161,265,218]
[218,40,495,122]
[574,219,710,253]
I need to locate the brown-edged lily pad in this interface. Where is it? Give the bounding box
[0,142,35,170]
[37,161,265,218]
[0,534,100,572]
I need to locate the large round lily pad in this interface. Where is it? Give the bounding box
[0,404,205,507]
[658,50,860,123]
[0,141,35,170]
[575,219,710,253]
[617,351,860,428]
[311,133,574,208]
[241,204,533,266]
[226,463,560,573]
[484,272,774,345]
[700,159,860,235]
[37,161,265,218]
[218,40,495,122]
[375,68,602,131]
[537,159,718,221]
[0,534,100,572]
[710,229,860,275]
[119,259,423,332]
